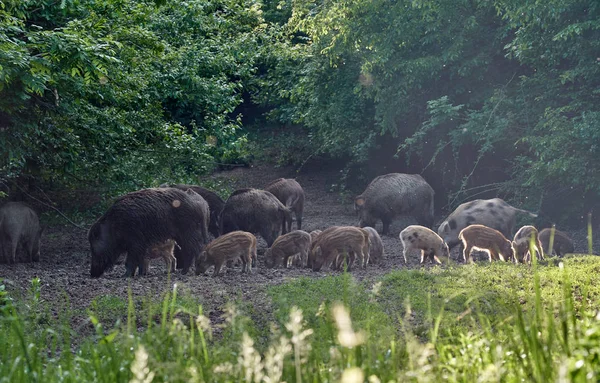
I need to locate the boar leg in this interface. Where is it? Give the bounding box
[419,250,426,264]
[240,255,248,273]
[7,236,17,264]
[536,239,545,260]
[463,243,474,263]
[213,261,225,277]
[402,248,409,264]
[381,219,391,236]
[296,212,302,230]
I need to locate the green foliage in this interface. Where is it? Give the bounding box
[265,0,600,221]
[0,0,263,194]
[4,257,600,381]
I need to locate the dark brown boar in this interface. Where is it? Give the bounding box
[195,231,256,276]
[264,178,305,231]
[438,198,537,250]
[458,224,514,263]
[265,230,311,268]
[363,227,384,264]
[354,173,434,235]
[0,202,43,264]
[399,225,449,265]
[144,239,178,273]
[311,226,370,271]
[88,188,209,277]
[512,225,544,264]
[539,228,574,256]
[160,183,224,238]
[220,188,292,248]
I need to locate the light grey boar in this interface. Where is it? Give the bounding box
[311,226,369,271]
[144,239,179,273]
[458,224,514,263]
[363,227,384,264]
[220,189,292,247]
[265,178,305,231]
[265,230,311,268]
[539,228,574,256]
[512,225,544,264]
[355,173,434,235]
[438,198,537,249]
[399,225,449,265]
[195,231,257,276]
[0,202,43,264]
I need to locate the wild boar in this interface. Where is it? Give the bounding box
[311,226,370,271]
[355,173,434,235]
[438,198,538,250]
[144,239,179,273]
[160,183,224,238]
[264,178,305,231]
[0,202,43,264]
[512,225,545,264]
[399,225,449,265]
[309,230,322,243]
[265,230,312,268]
[220,188,292,247]
[89,188,209,277]
[458,224,514,263]
[363,226,384,264]
[539,228,574,256]
[195,231,256,276]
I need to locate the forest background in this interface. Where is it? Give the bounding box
[1,0,599,224]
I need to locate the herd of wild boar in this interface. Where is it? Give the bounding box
[0,174,579,277]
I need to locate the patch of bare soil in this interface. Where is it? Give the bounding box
[0,162,598,336]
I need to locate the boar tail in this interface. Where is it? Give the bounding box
[513,208,538,218]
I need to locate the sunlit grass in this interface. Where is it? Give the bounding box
[2,252,600,382]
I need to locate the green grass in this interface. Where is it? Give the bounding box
[3,256,600,382]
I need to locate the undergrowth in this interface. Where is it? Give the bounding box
[2,257,600,382]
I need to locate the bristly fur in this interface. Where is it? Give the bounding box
[195,231,256,276]
[264,178,305,231]
[161,184,224,238]
[438,198,538,249]
[459,224,514,263]
[89,187,209,278]
[539,228,574,256]
[265,230,311,268]
[220,188,292,247]
[354,173,434,235]
[0,202,43,264]
[311,226,370,271]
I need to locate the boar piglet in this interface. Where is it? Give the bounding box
[265,230,311,268]
[512,225,544,264]
[399,225,449,265]
[458,224,514,263]
[539,228,574,256]
[363,227,384,264]
[195,231,257,276]
[311,226,369,271]
[144,239,179,273]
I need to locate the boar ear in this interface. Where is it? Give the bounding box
[354,197,366,208]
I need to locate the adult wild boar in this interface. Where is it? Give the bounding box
[437,198,537,249]
[0,202,43,263]
[220,188,292,247]
[264,178,305,231]
[89,188,209,277]
[354,173,434,235]
[160,183,224,238]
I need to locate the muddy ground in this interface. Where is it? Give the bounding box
[1,163,598,336]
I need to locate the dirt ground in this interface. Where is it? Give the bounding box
[1,163,598,333]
